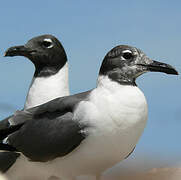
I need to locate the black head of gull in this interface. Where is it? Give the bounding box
[4,34,68,77]
[100,45,178,86]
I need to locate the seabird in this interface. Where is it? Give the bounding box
[0,34,70,176]
[0,45,178,180]
[4,34,69,109]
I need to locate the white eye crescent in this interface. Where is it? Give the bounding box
[122,50,133,60]
[122,50,132,54]
[42,38,54,48]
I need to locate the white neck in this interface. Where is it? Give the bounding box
[94,75,147,112]
[92,75,148,132]
[24,62,69,109]
[96,75,129,92]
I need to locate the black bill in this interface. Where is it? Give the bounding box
[4,46,36,57]
[140,60,178,75]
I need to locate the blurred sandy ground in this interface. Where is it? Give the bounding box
[102,168,181,180]
[2,168,181,180]
[2,153,181,180]
[102,152,181,180]
[0,174,7,180]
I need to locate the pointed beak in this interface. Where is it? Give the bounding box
[138,59,178,75]
[4,45,36,57]
[145,60,178,75]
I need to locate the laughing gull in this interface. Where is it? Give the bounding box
[0,45,178,180]
[4,34,69,109]
[0,35,70,176]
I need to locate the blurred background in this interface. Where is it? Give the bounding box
[0,0,180,179]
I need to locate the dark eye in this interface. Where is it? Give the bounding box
[122,52,133,60]
[42,41,51,47]
[41,40,53,48]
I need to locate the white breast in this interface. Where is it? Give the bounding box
[49,76,148,178]
[24,63,69,109]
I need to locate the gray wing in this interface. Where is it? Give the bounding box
[0,91,91,162]
[0,115,13,135]
[8,112,88,162]
[0,152,20,172]
[0,115,21,172]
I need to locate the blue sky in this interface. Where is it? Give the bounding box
[0,0,181,171]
